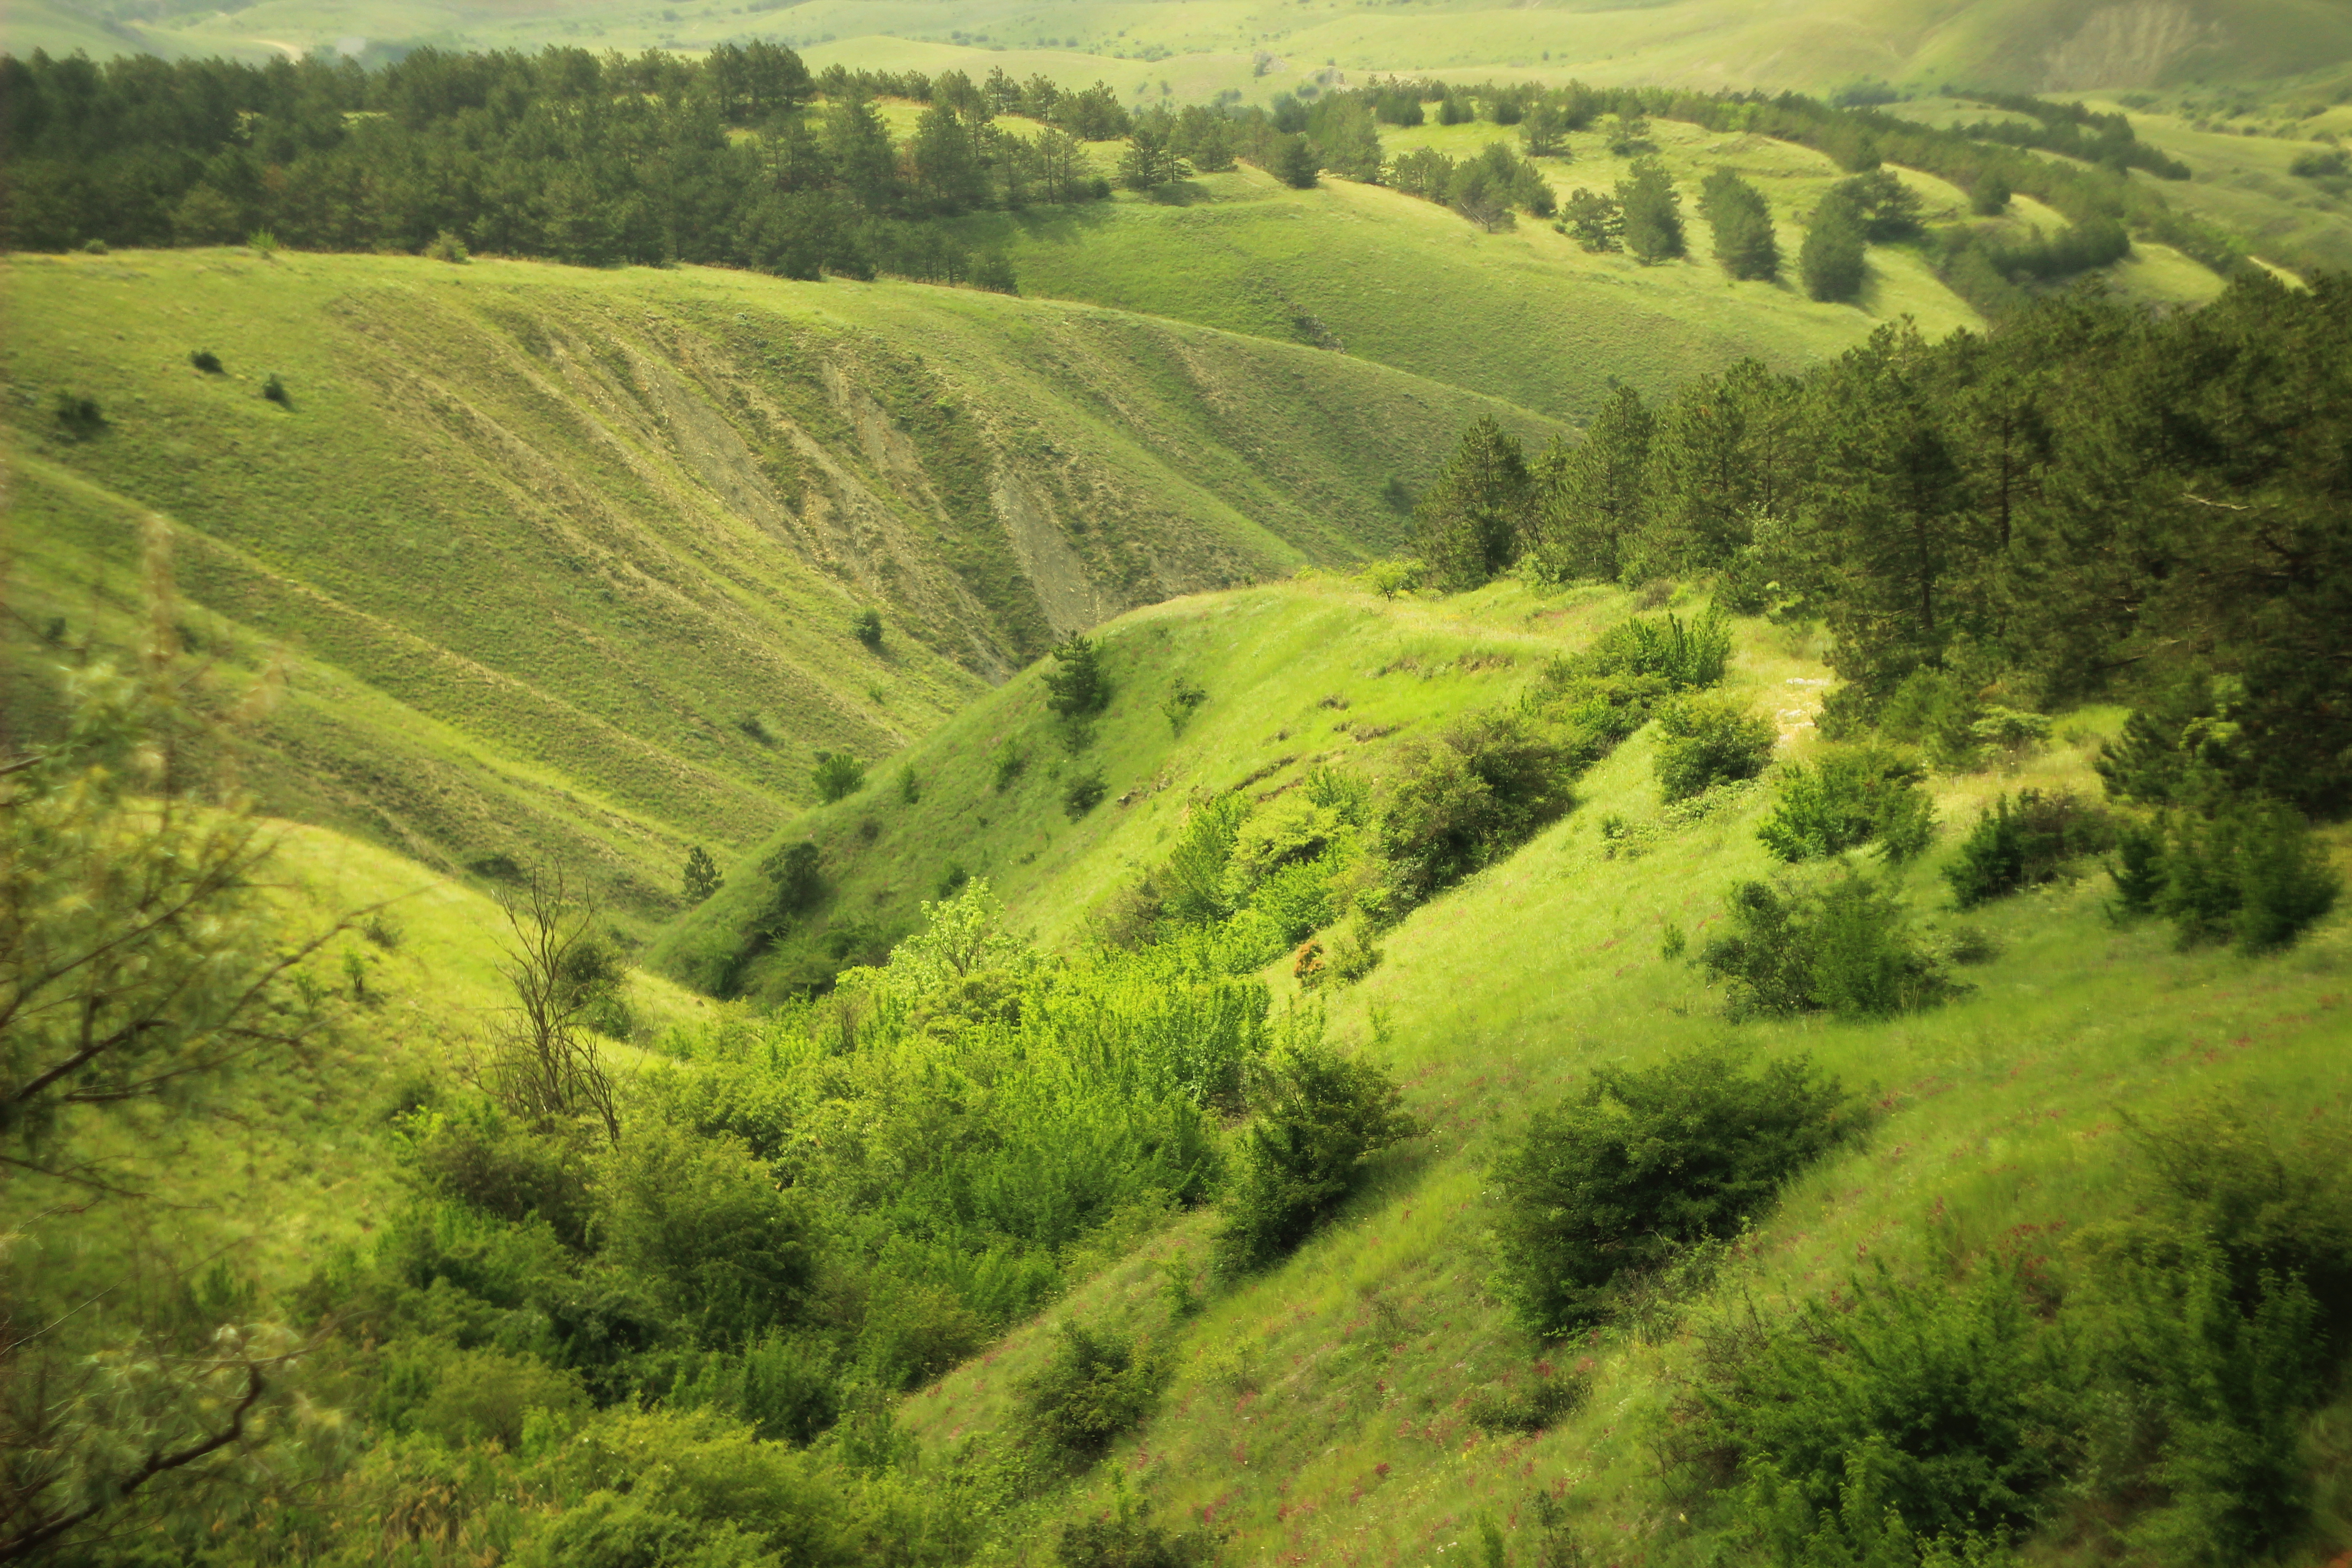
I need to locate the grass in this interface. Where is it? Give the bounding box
[876,581,2352,1565]
[1,247,1550,927]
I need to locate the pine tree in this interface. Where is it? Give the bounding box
[1800,193,1868,303]
[1414,417,1533,591]
[1699,168,1779,281]
[1616,159,1684,264]
[1529,382,1654,583]
[1560,187,1622,251]
[682,845,723,903]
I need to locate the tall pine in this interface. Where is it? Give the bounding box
[1616,159,1684,263]
[1800,192,1867,302]
[1415,418,1533,591]
[1699,168,1779,281]
[1529,382,1654,583]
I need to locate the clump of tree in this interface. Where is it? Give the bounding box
[1388,141,1555,229]
[1941,790,2109,906]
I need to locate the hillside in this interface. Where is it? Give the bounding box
[20,0,2352,99]
[1,248,1554,923]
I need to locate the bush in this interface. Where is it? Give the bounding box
[402,1102,597,1250]
[1160,676,1206,735]
[425,228,470,262]
[599,1122,816,1346]
[1575,605,1733,690]
[189,348,223,373]
[1216,1040,1417,1272]
[1017,1322,1168,1462]
[1361,557,1421,598]
[1492,1050,1855,1335]
[682,845,723,904]
[2114,799,2340,952]
[1044,633,1110,719]
[1058,1499,1217,1566]
[1063,769,1107,819]
[1377,710,1573,904]
[1700,874,1955,1019]
[261,373,289,405]
[811,751,865,803]
[851,607,883,648]
[992,739,1027,791]
[1756,745,1934,862]
[763,840,825,922]
[51,391,103,436]
[1466,1367,1590,1434]
[1943,790,2111,907]
[1654,694,1775,802]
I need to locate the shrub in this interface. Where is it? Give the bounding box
[1876,667,1984,770]
[1160,676,1206,735]
[1700,874,1955,1018]
[682,845,723,904]
[1063,769,1107,819]
[1576,605,1732,690]
[51,391,103,436]
[1017,1322,1168,1462]
[991,739,1027,791]
[1044,633,1110,719]
[763,841,825,921]
[425,228,470,262]
[1943,790,2111,907]
[1216,1040,1417,1272]
[1757,745,1934,862]
[599,1121,815,1346]
[1058,1499,1217,1566]
[2114,799,2340,952]
[897,767,919,804]
[1466,1367,1589,1435]
[1654,694,1775,802]
[810,751,865,803]
[852,607,883,648]
[1377,710,1573,904]
[970,251,1017,294]
[189,348,223,373]
[1492,1050,1855,1335]
[402,1102,597,1250]
[1361,557,1421,598]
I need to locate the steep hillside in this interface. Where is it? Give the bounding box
[1,248,1555,923]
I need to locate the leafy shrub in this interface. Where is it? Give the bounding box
[1756,745,1934,862]
[1875,668,1987,771]
[1654,694,1775,802]
[811,751,865,803]
[1058,1497,1217,1566]
[1577,605,1733,690]
[1016,1322,1168,1462]
[851,607,883,648]
[1943,790,2112,907]
[762,840,825,922]
[668,1330,841,1445]
[682,844,723,904]
[1492,1050,1855,1335]
[2112,799,2340,952]
[51,390,103,436]
[1700,875,1955,1019]
[402,1101,597,1250]
[1377,710,1574,904]
[1361,557,1421,598]
[387,1343,588,1450]
[598,1121,815,1346]
[189,348,223,373]
[261,373,289,405]
[1044,633,1110,719]
[1160,676,1206,735]
[991,739,1028,791]
[425,228,470,262]
[1063,769,1107,819]
[1466,1367,1590,1434]
[1216,1040,1418,1272]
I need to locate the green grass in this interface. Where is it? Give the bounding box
[2,248,1550,926]
[868,580,2352,1565]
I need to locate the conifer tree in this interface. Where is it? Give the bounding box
[1616,159,1685,264]
[1699,168,1779,281]
[1529,382,1655,583]
[1415,417,1533,591]
[1800,192,1868,302]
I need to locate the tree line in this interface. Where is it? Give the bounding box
[1413,272,2352,820]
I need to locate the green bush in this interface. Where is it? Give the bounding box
[1057,1498,1217,1566]
[1466,1367,1590,1435]
[598,1121,815,1346]
[992,739,1028,792]
[2112,799,2340,952]
[1492,1050,1855,1336]
[402,1101,597,1250]
[1016,1322,1168,1462]
[1700,875,1955,1019]
[682,844,723,905]
[425,228,470,262]
[51,390,103,436]
[1875,668,1986,772]
[189,348,223,373]
[811,751,866,803]
[1063,769,1107,819]
[1377,710,1573,904]
[1160,676,1206,734]
[1756,745,1934,863]
[1216,1040,1417,1272]
[1576,605,1733,690]
[851,607,883,648]
[1943,790,2112,908]
[261,372,289,406]
[1654,694,1775,802]
[762,841,825,923]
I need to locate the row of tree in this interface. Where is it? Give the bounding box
[1414,274,2352,818]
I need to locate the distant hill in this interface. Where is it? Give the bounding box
[0,248,1554,923]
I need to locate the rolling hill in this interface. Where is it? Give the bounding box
[0,247,1558,925]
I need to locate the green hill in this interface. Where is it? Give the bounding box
[1,248,1554,923]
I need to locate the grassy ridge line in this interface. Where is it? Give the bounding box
[4,250,1552,920]
[647,576,1635,996]
[889,584,2352,1563]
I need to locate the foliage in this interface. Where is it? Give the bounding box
[1653,693,1775,802]
[1160,677,1207,735]
[1017,1322,1169,1462]
[1527,385,1652,584]
[1617,159,1686,264]
[1044,634,1111,720]
[2112,798,2340,953]
[51,390,103,437]
[1216,1039,1418,1272]
[188,348,222,373]
[1415,417,1531,592]
[1941,791,2110,907]
[480,867,624,1143]
[1466,1368,1590,1435]
[1376,711,1574,906]
[812,751,867,804]
[1799,193,1868,304]
[1700,168,1779,282]
[1492,1050,1855,1336]
[1700,874,1956,1019]
[1756,745,1935,863]
[1570,605,1733,691]
[1063,769,1107,819]
[853,608,884,649]
[1057,1494,1219,1566]
[682,845,724,905]
[1558,187,1623,251]
[261,373,289,406]
[762,840,826,925]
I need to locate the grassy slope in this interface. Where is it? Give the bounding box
[867,580,2352,1566]
[2,248,1552,923]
